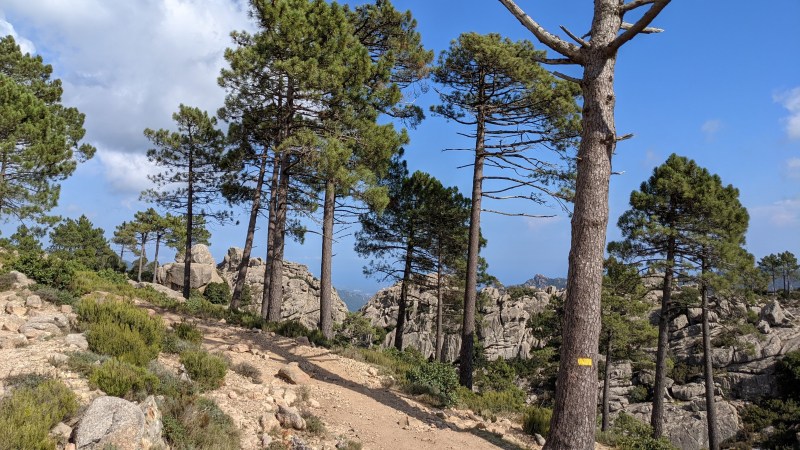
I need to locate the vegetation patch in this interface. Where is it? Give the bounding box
[596,413,676,450]
[231,362,262,384]
[160,395,240,450]
[203,282,231,305]
[90,358,160,399]
[522,406,552,437]
[0,378,78,450]
[179,350,228,391]
[406,360,459,407]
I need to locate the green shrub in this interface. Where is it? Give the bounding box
[738,399,800,448]
[456,385,526,417]
[173,320,203,344]
[10,254,80,291]
[301,412,326,435]
[597,413,677,450]
[405,361,459,407]
[181,294,226,319]
[203,282,231,305]
[31,285,77,306]
[66,351,107,377]
[180,350,228,391]
[0,378,78,450]
[90,358,159,398]
[78,298,164,366]
[334,313,387,348]
[239,284,253,306]
[232,362,262,384]
[777,350,800,399]
[0,273,16,291]
[149,362,196,400]
[629,385,650,403]
[522,406,552,437]
[160,396,240,450]
[163,331,200,355]
[272,320,311,338]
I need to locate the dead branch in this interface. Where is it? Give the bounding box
[496,0,583,63]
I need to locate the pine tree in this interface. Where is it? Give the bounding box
[431,32,579,388]
[112,221,139,264]
[777,251,798,295]
[0,36,95,222]
[610,154,749,448]
[758,253,782,294]
[142,105,229,298]
[49,215,119,270]
[496,2,672,445]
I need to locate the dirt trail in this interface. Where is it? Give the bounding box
[148,302,536,450]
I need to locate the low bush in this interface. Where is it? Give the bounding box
[406,360,459,407]
[522,406,552,437]
[180,294,227,319]
[456,385,526,417]
[301,411,326,435]
[65,351,107,377]
[629,385,650,403]
[737,399,800,448]
[0,378,78,450]
[231,362,262,384]
[31,285,77,306]
[173,320,203,344]
[180,350,228,391]
[203,282,231,305]
[149,361,196,400]
[90,358,159,399]
[10,254,81,292]
[0,273,17,291]
[596,412,676,450]
[776,350,800,399]
[160,395,240,450]
[334,313,387,348]
[163,332,200,355]
[78,297,164,366]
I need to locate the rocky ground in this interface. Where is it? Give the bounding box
[0,270,562,450]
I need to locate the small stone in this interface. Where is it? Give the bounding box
[757,320,771,334]
[60,304,73,314]
[308,399,320,408]
[275,404,305,430]
[65,333,89,350]
[261,434,274,447]
[5,303,27,316]
[230,343,250,353]
[295,336,311,346]
[260,413,280,432]
[534,433,547,446]
[228,391,239,399]
[219,319,227,324]
[0,334,26,349]
[50,422,73,441]
[50,353,69,365]
[278,362,312,385]
[283,389,297,405]
[367,367,379,376]
[25,295,42,309]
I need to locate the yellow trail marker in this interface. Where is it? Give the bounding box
[577,358,592,367]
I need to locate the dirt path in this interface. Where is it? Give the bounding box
[148,303,536,450]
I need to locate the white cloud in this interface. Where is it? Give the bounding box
[701,119,722,141]
[97,149,161,195]
[2,0,252,154]
[525,215,563,231]
[752,197,800,227]
[786,158,800,180]
[774,87,800,140]
[0,13,36,54]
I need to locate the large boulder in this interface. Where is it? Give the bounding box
[75,396,166,450]
[217,248,349,330]
[155,245,226,294]
[623,400,740,450]
[761,301,787,327]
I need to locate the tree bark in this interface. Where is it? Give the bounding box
[151,235,161,284]
[435,245,444,362]
[458,104,486,389]
[183,145,194,299]
[267,156,289,322]
[395,240,414,351]
[261,154,281,319]
[601,330,612,432]
[231,151,268,310]
[137,236,147,283]
[701,259,719,450]
[319,179,336,339]
[651,240,675,438]
[546,25,621,450]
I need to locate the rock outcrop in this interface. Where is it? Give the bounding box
[155,244,226,293]
[217,247,348,330]
[75,395,167,450]
[360,278,563,362]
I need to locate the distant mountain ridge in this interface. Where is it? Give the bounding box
[521,274,567,290]
[338,289,373,311]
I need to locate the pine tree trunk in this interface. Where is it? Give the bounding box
[151,235,161,284]
[261,154,281,319]
[458,98,486,389]
[267,157,289,322]
[601,330,612,432]
[319,179,336,340]
[231,151,268,310]
[436,247,444,362]
[395,240,413,351]
[137,236,147,283]
[545,40,619,450]
[651,241,676,438]
[701,260,719,450]
[183,149,194,300]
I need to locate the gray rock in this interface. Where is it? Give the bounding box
[761,301,786,327]
[139,395,168,449]
[671,382,706,401]
[275,404,305,430]
[671,315,689,331]
[758,320,771,334]
[50,422,72,441]
[76,396,146,449]
[623,400,739,450]
[290,435,312,450]
[0,334,27,349]
[133,281,186,303]
[7,270,35,288]
[534,434,546,445]
[278,362,311,385]
[25,294,42,308]
[189,244,216,265]
[65,333,89,350]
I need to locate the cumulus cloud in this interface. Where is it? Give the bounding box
[1,0,252,157]
[774,87,800,140]
[525,215,563,231]
[752,197,800,227]
[97,150,162,195]
[0,12,36,54]
[786,158,800,180]
[701,119,722,141]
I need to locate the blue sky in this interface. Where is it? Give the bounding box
[2,0,799,294]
